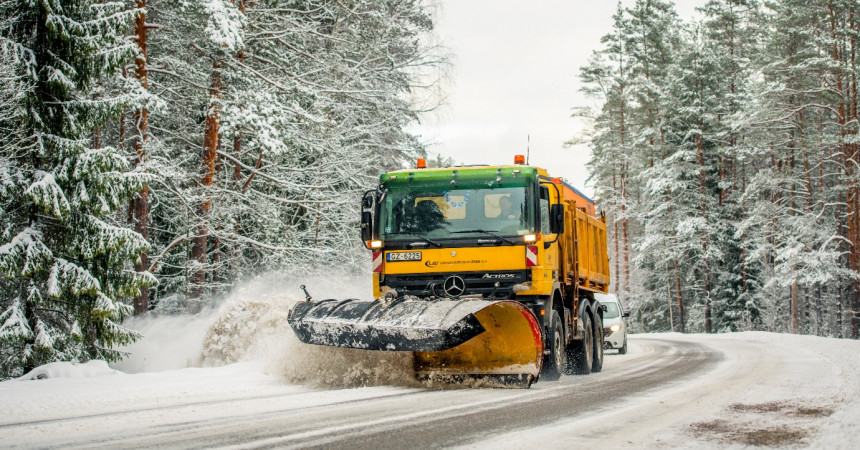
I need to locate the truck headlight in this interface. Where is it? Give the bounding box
[610,324,621,332]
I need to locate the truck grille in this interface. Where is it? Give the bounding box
[383,271,530,299]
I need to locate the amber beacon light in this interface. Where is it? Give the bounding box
[416,158,427,168]
[514,154,526,165]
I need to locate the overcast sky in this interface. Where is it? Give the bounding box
[411,1,707,197]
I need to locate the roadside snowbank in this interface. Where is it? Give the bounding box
[1,361,306,427]
[17,360,120,381]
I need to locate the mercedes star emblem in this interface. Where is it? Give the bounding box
[442,275,466,298]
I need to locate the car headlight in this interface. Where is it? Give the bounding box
[610,324,622,332]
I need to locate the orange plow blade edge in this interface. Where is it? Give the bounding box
[288,298,543,386]
[414,301,543,386]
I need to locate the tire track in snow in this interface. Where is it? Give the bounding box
[70,338,718,449]
[277,339,719,449]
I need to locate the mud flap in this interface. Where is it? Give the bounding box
[288,298,543,381]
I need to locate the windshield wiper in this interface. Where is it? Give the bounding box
[398,234,443,248]
[452,229,516,245]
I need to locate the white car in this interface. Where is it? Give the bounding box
[596,293,628,354]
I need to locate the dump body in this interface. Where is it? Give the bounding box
[561,181,596,216]
[288,160,610,386]
[560,197,610,294]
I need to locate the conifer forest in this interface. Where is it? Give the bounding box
[1,0,859,379]
[580,0,860,339]
[0,0,444,378]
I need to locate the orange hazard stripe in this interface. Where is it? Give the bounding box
[526,246,538,267]
[372,252,383,273]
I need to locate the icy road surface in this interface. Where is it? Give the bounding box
[2,332,858,449]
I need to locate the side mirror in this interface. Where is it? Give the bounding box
[550,203,565,234]
[622,311,630,318]
[360,190,375,243]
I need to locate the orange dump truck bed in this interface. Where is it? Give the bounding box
[556,181,609,294]
[560,181,596,217]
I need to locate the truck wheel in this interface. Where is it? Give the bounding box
[540,311,565,381]
[591,312,604,373]
[566,314,593,375]
[619,338,628,354]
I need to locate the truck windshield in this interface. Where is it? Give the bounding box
[379,185,534,240]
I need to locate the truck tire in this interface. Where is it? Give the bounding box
[540,311,565,381]
[566,313,593,375]
[619,338,628,354]
[591,312,604,373]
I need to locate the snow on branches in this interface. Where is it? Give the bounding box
[0,0,153,378]
[579,0,860,337]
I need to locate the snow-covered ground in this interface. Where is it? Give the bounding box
[473,332,860,449]
[2,332,857,449]
[1,276,858,449]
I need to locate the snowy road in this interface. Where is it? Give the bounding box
[2,332,858,449]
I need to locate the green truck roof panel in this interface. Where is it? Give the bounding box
[379,166,540,188]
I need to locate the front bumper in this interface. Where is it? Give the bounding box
[603,329,624,349]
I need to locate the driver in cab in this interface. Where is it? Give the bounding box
[496,195,523,234]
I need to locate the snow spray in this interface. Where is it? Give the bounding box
[198,272,417,388]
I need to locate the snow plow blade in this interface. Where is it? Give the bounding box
[288,298,543,383]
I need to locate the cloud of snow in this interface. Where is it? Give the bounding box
[114,272,306,373]
[115,270,418,388]
[198,271,417,388]
[112,308,220,373]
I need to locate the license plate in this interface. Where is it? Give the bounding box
[387,251,422,262]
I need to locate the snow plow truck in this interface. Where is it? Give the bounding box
[288,156,611,387]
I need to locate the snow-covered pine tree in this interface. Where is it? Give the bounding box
[696,0,762,333]
[737,0,859,336]
[0,0,153,378]
[579,3,633,308]
[620,0,682,330]
[135,0,445,311]
[657,22,735,333]
[576,0,860,337]
[579,1,683,331]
